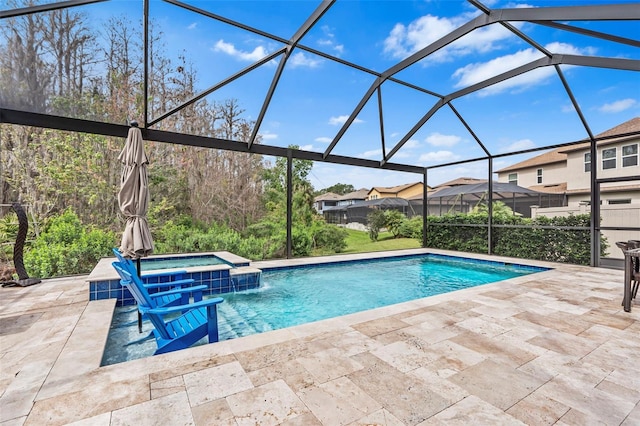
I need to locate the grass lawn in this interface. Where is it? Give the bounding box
[341,229,420,254]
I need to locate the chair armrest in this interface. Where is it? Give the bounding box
[143,297,224,315]
[143,278,195,289]
[150,285,208,299]
[141,269,188,279]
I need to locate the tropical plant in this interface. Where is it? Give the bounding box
[367,209,386,242]
[384,210,406,238]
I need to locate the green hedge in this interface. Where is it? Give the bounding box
[424,213,606,265]
[24,209,117,277]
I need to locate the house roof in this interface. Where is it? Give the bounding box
[496,117,640,173]
[368,182,423,195]
[433,177,486,190]
[527,182,568,194]
[347,197,409,208]
[314,192,341,202]
[338,188,369,201]
[559,116,640,154]
[495,148,567,173]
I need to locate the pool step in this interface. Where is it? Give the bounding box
[217,301,272,340]
[233,303,273,334]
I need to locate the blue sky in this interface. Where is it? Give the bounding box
[90,0,639,189]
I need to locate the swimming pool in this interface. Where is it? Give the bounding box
[139,254,228,271]
[101,253,547,365]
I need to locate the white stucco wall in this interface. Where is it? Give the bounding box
[564,140,640,191]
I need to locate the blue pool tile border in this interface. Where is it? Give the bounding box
[89,268,261,306]
[260,252,550,274]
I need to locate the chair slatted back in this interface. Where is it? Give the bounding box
[112,262,155,308]
[113,248,138,276]
[112,262,173,340]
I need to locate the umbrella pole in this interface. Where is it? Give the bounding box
[137,258,142,333]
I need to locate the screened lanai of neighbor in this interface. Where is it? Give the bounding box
[1,0,639,266]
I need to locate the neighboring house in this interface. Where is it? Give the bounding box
[367,182,428,200]
[337,188,369,206]
[430,177,486,191]
[408,177,486,216]
[496,117,640,207]
[313,192,340,214]
[496,117,640,260]
[321,188,369,225]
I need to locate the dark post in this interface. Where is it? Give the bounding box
[488,158,493,255]
[286,149,293,259]
[143,0,149,127]
[590,138,599,267]
[422,168,428,248]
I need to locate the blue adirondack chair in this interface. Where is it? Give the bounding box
[112,262,224,355]
[112,248,190,290]
[113,248,203,332]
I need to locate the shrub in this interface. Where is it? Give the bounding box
[384,210,406,238]
[313,224,349,253]
[153,219,283,261]
[291,227,312,257]
[24,209,116,277]
[422,212,606,265]
[367,209,386,241]
[398,216,422,239]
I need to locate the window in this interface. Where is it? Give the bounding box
[536,168,542,184]
[508,173,517,185]
[584,153,591,172]
[622,144,638,167]
[602,147,616,170]
[609,199,631,205]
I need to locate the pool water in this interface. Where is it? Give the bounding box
[139,255,227,271]
[219,255,536,337]
[101,254,545,365]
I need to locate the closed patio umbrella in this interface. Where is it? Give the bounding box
[119,122,154,333]
[118,122,154,265]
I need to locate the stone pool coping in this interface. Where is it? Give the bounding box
[3,248,639,425]
[87,250,250,282]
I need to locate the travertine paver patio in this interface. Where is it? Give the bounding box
[1,248,639,425]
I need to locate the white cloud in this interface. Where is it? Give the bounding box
[361,148,383,158]
[403,139,420,149]
[452,47,544,88]
[187,22,197,30]
[289,52,322,68]
[393,151,413,159]
[299,144,314,151]
[260,131,278,141]
[329,115,364,125]
[315,136,332,143]
[452,42,596,96]
[213,40,268,61]
[598,98,637,113]
[418,150,459,164]
[425,132,461,147]
[561,104,576,113]
[383,13,517,63]
[500,139,536,153]
[317,25,344,55]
